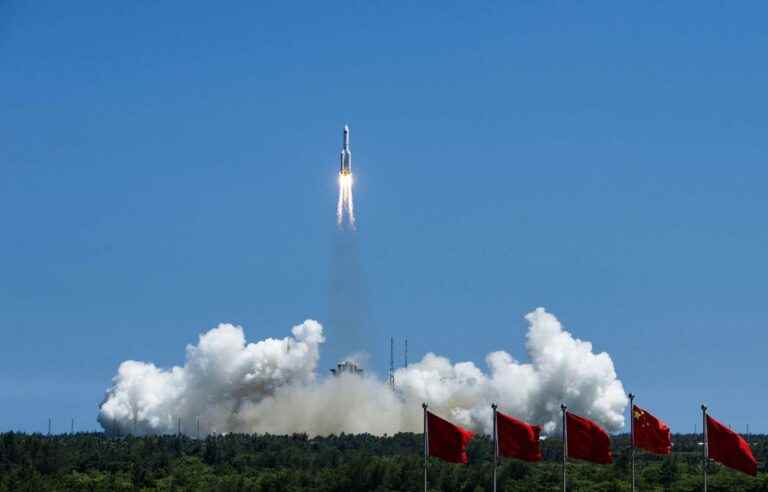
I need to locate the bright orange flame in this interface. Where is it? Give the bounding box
[337,173,355,228]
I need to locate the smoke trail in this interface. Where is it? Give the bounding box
[327,229,369,367]
[98,308,627,436]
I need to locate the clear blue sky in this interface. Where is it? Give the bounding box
[2,1,767,434]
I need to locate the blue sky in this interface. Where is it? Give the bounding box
[2,1,767,433]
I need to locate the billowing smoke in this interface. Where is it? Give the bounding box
[98,308,627,436]
[98,321,325,435]
[394,308,627,434]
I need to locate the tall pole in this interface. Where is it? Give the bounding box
[71,418,74,434]
[561,404,567,492]
[747,424,750,445]
[702,404,708,492]
[48,418,51,436]
[629,393,635,492]
[390,337,395,389]
[492,404,498,492]
[423,403,428,492]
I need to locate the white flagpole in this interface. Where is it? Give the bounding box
[702,404,708,492]
[492,403,498,492]
[629,393,635,492]
[561,404,567,492]
[423,403,428,492]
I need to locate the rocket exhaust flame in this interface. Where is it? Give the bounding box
[337,173,355,228]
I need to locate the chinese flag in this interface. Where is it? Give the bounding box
[566,412,612,464]
[706,415,757,476]
[633,405,672,455]
[427,411,475,464]
[496,411,542,462]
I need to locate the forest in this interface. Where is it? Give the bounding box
[0,431,766,491]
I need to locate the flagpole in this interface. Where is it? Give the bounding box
[492,403,498,492]
[561,404,567,492]
[701,404,708,492]
[628,393,635,492]
[423,403,428,492]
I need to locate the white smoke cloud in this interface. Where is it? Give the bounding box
[98,320,325,435]
[395,308,628,434]
[98,308,627,436]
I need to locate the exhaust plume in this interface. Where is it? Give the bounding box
[337,173,355,228]
[98,308,627,436]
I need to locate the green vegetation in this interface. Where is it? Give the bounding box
[0,432,766,491]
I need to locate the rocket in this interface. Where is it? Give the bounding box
[336,125,356,227]
[339,125,352,175]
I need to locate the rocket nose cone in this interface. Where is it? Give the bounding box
[344,125,349,132]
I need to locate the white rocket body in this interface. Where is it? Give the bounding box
[339,125,352,175]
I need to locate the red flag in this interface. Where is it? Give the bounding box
[633,405,672,455]
[707,415,757,476]
[427,411,475,464]
[566,412,612,464]
[496,411,542,462]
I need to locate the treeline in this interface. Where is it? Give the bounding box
[0,431,767,491]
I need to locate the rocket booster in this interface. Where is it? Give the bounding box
[336,125,355,227]
[339,125,352,175]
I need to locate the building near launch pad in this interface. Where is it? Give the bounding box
[330,361,364,377]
